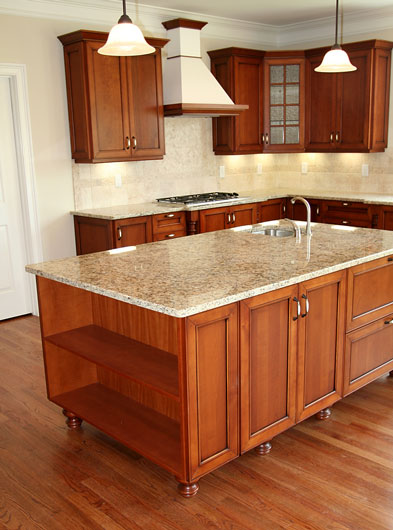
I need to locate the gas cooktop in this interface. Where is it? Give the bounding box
[156,192,241,206]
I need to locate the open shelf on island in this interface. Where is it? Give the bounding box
[45,325,179,398]
[53,383,181,475]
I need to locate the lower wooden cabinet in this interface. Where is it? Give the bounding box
[288,197,322,223]
[113,216,152,248]
[199,203,257,233]
[257,198,287,222]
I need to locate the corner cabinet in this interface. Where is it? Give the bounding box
[306,40,393,153]
[58,30,167,163]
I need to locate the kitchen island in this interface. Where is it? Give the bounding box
[26,223,393,496]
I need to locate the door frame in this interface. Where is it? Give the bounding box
[0,64,42,316]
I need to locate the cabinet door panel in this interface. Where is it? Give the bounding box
[296,271,346,422]
[127,50,165,159]
[113,217,153,247]
[186,304,238,479]
[337,50,371,151]
[240,285,297,453]
[199,207,228,233]
[74,216,113,255]
[306,56,337,151]
[86,42,130,161]
[344,313,393,395]
[230,204,257,227]
[258,199,285,222]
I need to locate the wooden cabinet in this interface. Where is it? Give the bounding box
[58,30,167,163]
[345,255,393,394]
[74,215,153,255]
[287,197,322,223]
[262,54,305,152]
[208,48,264,155]
[199,203,257,233]
[321,200,375,228]
[240,270,346,451]
[257,198,287,222]
[374,204,393,230]
[152,211,186,242]
[306,40,393,152]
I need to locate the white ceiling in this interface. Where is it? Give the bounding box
[138,0,393,26]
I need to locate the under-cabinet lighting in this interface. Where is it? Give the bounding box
[108,246,137,254]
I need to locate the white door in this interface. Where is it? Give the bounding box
[0,76,32,319]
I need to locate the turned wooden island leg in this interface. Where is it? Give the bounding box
[315,407,332,420]
[62,409,83,429]
[255,441,272,455]
[177,481,199,498]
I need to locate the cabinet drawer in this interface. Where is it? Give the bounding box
[344,313,393,395]
[347,255,393,331]
[153,230,186,242]
[323,217,371,228]
[152,212,186,234]
[323,201,371,222]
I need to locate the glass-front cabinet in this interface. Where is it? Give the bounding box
[262,56,305,152]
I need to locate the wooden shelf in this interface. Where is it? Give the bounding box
[53,383,181,475]
[45,325,178,398]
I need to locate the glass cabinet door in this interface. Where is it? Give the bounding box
[263,58,305,152]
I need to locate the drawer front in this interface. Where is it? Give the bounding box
[347,255,393,331]
[322,216,371,228]
[153,230,186,242]
[323,201,371,222]
[344,313,393,395]
[152,211,186,234]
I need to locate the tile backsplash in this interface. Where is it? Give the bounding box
[72,118,393,210]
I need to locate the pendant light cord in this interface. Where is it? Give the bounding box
[118,0,132,24]
[334,0,339,46]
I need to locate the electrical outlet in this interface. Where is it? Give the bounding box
[301,162,308,174]
[257,163,262,174]
[361,164,369,177]
[219,166,225,179]
[115,174,122,188]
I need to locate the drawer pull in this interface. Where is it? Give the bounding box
[343,202,349,206]
[384,319,393,325]
[232,212,236,224]
[165,213,175,218]
[293,297,301,321]
[342,220,349,224]
[117,227,122,240]
[166,233,175,238]
[388,257,393,262]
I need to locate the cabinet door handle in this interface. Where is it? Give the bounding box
[384,318,393,325]
[165,213,175,218]
[232,212,236,224]
[336,131,340,142]
[293,297,301,321]
[316,207,320,215]
[117,227,122,240]
[330,132,334,143]
[301,294,309,318]
[132,136,137,149]
[125,136,131,149]
[261,133,265,143]
[165,233,175,238]
[282,204,286,214]
[227,213,231,224]
[265,133,269,145]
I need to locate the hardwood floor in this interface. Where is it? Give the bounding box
[1,315,393,529]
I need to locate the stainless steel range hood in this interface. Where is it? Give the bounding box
[161,19,248,117]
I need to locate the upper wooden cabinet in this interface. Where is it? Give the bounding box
[58,30,167,163]
[306,40,393,152]
[208,48,264,155]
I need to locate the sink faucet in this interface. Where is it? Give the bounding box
[282,218,301,242]
[291,196,312,236]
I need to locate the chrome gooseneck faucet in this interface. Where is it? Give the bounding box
[291,196,312,237]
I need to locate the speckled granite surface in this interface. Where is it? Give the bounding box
[71,189,393,219]
[27,223,393,317]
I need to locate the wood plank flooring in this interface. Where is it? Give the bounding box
[1,315,393,529]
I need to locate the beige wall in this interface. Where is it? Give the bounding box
[1,12,392,261]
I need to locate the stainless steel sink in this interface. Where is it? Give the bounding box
[251,227,294,237]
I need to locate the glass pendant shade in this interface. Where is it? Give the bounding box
[315,46,357,73]
[98,1,155,57]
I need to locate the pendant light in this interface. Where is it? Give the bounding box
[315,0,356,73]
[98,0,155,56]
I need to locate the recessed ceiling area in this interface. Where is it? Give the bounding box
[139,0,393,25]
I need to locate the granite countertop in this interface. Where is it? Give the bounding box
[27,222,393,317]
[71,189,393,220]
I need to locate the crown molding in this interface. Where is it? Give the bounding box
[0,0,392,49]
